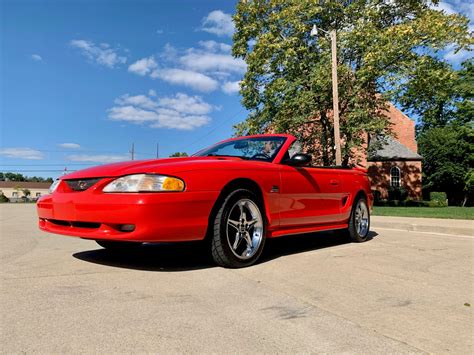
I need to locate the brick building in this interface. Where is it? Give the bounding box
[364,103,422,200]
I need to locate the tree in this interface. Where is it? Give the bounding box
[232,0,471,165]
[418,124,473,205]
[0,173,54,183]
[398,59,473,132]
[4,173,26,181]
[21,188,31,200]
[169,152,189,157]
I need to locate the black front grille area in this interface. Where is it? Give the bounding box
[64,178,102,191]
[48,219,101,229]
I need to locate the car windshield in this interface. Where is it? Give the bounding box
[194,137,286,162]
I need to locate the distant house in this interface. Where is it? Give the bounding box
[364,104,422,200]
[300,103,422,200]
[0,181,51,202]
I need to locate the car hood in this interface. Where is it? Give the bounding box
[61,156,256,180]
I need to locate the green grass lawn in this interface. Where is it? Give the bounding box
[372,206,474,220]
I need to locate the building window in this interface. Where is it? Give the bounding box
[36,192,41,197]
[12,192,18,198]
[390,166,401,187]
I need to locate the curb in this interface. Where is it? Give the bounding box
[371,216,473,237]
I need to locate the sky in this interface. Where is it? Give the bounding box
[0,0,472,179]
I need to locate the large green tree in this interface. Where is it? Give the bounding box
[405,59,474,205]
[418,124,473,205]
[232,0,471,165]
[397,59,473,131]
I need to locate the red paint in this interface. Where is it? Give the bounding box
[37,134,372,242]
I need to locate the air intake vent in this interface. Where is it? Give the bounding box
[65,178,101,191]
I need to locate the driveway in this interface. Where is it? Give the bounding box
[1,204,472,353]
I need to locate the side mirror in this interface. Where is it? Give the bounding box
[285,153,312,167]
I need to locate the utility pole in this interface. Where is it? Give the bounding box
[310,25,342,166]
[330,30,342,166]
[130,143,135,160]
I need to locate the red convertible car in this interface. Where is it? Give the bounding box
[37,134,372,268]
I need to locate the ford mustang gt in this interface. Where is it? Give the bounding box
[37,134,373,268]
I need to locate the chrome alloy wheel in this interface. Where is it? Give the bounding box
[354,199,369,237]
[226,199,264,260]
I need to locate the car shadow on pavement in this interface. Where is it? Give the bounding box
[260,230,378,264]
[73,241,214,272]
[73,231,378,272]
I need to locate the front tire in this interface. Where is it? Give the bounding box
[347,196,370,242]
[96,240,143,250]
[211,189,266,268]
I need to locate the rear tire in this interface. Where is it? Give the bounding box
[347,196,370,242]
[96,240,143,250]
[211,189,266,268]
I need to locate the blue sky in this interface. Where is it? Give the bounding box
[0,0,472,179]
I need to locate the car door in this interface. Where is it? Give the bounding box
[278,165,344,227]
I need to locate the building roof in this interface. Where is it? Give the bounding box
[0,181,52,189]
[368,136,422,161]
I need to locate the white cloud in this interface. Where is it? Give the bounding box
[157,93,213,115]
[108,92,213,130]
[0,148,44,160]
[70,39,127,68]
[201,10,235,37]
[148,89,157,97]
[161,43,178,61]
[125,42,244,94]
[108,105,160,123]
[198,40,231,53]
[115,94,158,110]
[151,68,219,92]
[128,56,158,76]
[58,143,81,149]
[150,113,210,130]
[67,154,129,163]
[180,50,246,74]
[156,29,164,34]
[31,54,42,61]
[222,80,241,94]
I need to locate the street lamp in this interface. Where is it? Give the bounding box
[310,24,342,166]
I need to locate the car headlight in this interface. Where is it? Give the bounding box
[103,174,185,193]
[49,179,61,194]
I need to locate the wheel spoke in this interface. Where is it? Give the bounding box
[228,219,240,230]
[243,232,252,248]
[247,218,258,229]
[232,233,242,250]
[238,202,246,221]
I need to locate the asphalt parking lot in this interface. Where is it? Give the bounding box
[1,204,472,353]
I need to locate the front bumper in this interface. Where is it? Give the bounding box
[37,189,219,242]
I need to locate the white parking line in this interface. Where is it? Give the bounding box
[374,227,473,239]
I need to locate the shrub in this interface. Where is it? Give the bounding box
[430,192,448,206]
[427,199,448,207]
[0,193,9,203]
[372,190,382,203]
[388,186,408,201]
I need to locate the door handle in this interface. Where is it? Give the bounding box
[330,180,340,186]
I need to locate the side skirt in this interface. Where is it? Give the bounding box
[268,223,348,238]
